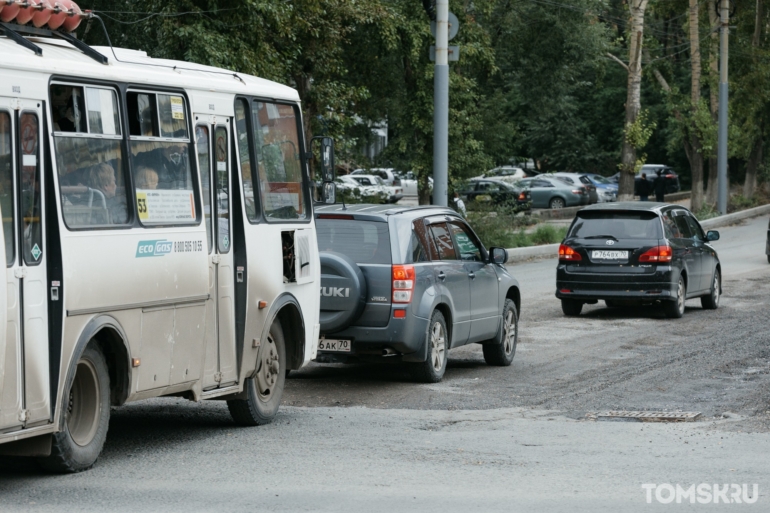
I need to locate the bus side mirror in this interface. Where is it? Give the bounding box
[312,136,335,182]
[323,182,336,204]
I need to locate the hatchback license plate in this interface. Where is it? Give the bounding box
[318,338,352,352]
[591,250,628,260]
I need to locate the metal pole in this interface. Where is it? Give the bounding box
[717,0,729,215]
[433,0,449,207]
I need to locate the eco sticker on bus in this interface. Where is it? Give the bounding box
[136,240,173,258]
[30,244,41,261]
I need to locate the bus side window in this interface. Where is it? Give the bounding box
[51,84,128,228]
[128,91,197,226]
[235,99,258,222]
[0,111,14,265]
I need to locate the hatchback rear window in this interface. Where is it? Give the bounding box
[569,211,662,239]
[316,219,391,264]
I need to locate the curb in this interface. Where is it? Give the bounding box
[505,202,770,263]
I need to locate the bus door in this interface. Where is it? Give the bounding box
[0,99,49,430]
[197,122,237,389]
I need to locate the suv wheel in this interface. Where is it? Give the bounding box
[664,276,686,318]
[409,310,448,383]
[483,299,518,366]
[700,269,720,310]
[561,299,582,316]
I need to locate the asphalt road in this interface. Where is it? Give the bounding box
[1,215,769,512]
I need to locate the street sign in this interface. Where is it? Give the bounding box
[430,11,459,41]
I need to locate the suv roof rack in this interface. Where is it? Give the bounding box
[0,21,107,65]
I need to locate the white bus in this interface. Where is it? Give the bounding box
[0,20,332,471]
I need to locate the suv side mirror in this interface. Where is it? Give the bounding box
[489,247,508,265]
[706,230,720,241]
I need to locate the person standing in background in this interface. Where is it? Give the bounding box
[638,173,651,201]
[453,191,466,216]
[653,170,666,202]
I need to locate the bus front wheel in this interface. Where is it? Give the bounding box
[228,318,286,426]
[40,343,111,473]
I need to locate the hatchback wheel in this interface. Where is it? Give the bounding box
[409,310,448,383]
[549,197,565,209]
[700,269,720,310]
[561,299,582,316]
[664,276,686,318]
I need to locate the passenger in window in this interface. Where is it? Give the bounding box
[136,143,189,190]
[89,163,127,224]
[56,94,85,133]
[135,166,159,190]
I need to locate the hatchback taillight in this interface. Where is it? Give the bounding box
[392,265,415,303]
[558,244,582,261]
[665,174,675,179]
[639,245,673,263]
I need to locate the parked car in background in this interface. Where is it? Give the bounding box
[349,174,404,203]
[515,176,587,209]
[394,170,418,196]
[636,165,681,194]
[472,166,527,183]
[551,173,600,204]
[315,204,521,382]
[582,174,618,203]
[335,176,389,203]
[556,202,721,318]
[461,179,531,210]
[351,168,401,187]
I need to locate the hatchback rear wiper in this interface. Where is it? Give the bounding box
[583,235,619,241]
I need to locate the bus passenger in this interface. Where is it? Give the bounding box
[135,143,189,190]
[89,163,127,224]
[135,166,159,190]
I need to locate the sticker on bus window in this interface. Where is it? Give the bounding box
[22,154,36,167]
[170,96,185,120]
[136,189,195,223]
[217,161,226,171]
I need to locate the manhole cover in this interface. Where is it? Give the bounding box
[596,411,701,422]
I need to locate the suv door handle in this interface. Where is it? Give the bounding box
[468,272,475,280]
[438,271,446,281]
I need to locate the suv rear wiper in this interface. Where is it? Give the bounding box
[583,235,619,241]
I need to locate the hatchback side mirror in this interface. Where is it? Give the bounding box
[489,247,508,265]
[706,230,720,241]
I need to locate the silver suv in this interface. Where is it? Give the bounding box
[315,204,522,382]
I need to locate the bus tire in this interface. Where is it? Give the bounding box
[39,344,111,473]
[228,318,286,426]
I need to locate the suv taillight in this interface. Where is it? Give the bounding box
[392,265,415,303]
[639,245,673,263]
[558,244,582,261]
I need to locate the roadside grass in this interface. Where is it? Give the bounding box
[467,206,568,248]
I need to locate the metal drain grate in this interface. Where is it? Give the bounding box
[596,411,701,422]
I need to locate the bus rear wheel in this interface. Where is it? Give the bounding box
[40,344,111,473]
[228,318,286,426]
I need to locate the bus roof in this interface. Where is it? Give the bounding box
[0,35,300,103]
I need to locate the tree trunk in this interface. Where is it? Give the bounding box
[688,0,704,212]
[705,4,720,205]
[744,135,763,198]
[618,0,650,200]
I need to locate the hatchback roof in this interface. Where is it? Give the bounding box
[315,203,455,221]
[579,201,683,213]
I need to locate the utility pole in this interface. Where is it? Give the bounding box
[432,0,449,207]
[717,0,729,214]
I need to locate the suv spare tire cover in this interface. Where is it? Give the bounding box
[319,252,368,334]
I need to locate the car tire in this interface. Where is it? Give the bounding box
[549,197,565,209]
[409,310,448,383]
[483,299,518,367]
[561,299,582,316]
[228,318,286,426]
[39,344,111,473]
[700,269,720,310]
[664,276,686,318]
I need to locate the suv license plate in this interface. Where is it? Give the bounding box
[318,338,352,352]
[591,250,628,260]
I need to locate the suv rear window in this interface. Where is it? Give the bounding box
[569,211,662,239]
[316,219,391,264]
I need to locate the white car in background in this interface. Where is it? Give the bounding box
[349,174,404,203]
[351,168,401,187]
[472,166,528,183]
